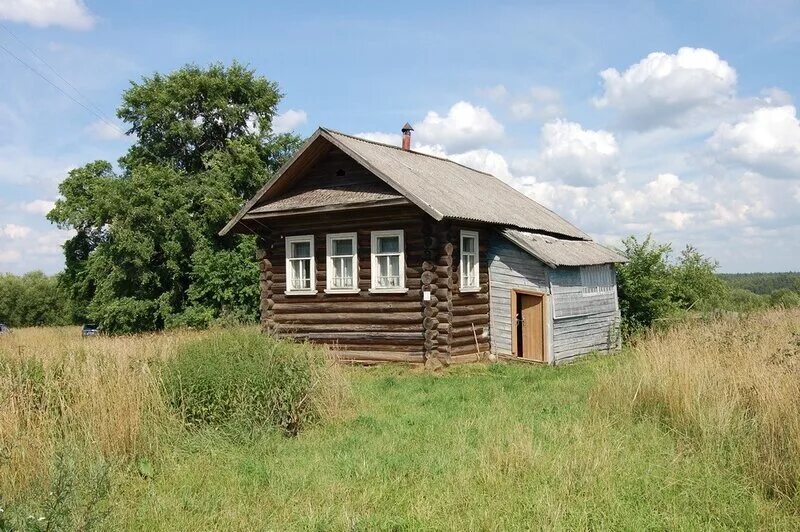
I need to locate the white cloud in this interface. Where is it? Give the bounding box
[355,131,510,181]
[20,199,56,215]
[450,149,512,182]
[510,86,563,121]
[0,0,95,30]
[272,109,308,134]
[707,105,800,179]
[0,147,76,189]
[414,101,504,152]
[594,47,737,129]
[479,84,508,102]
[0,249,22,264]
[2,223,32,239]
[0,226,74,273]
[85,120,126,140]
[356,131,401,146]
[519,119,619,186]
[661,211,694,230]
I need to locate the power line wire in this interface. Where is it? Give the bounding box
[0,23,111,123]
[0,34,173,168]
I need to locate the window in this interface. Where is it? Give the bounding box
[580,265,614,294]
[285,235,316,294]
[460,230,480,291]
[326,233,358,293]
[370,230,406,292]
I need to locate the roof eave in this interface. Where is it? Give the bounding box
[499,229,558,269]
[219,129,326,236]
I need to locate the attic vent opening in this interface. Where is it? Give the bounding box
[336,169,346,177]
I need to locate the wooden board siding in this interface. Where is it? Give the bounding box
[260,205,428,362]
[549,266,620,364]
[487,232,550,356]
[450,224,491,358]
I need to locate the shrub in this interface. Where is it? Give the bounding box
[615,235,678,333]
[616,235,728,335]
[163,330,345,434]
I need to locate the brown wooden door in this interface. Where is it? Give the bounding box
[520,294,544,361]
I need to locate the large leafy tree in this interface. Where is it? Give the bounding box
[616,235,728,334]
[48,62,301,333]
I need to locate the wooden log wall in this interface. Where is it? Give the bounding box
[259,205,429,363]
[449,224,492,358]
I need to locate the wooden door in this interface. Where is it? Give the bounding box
[520,294,544,361]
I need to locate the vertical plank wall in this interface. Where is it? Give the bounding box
[488,233,621,363]
[549,265,620,363]
[487,233,550,356]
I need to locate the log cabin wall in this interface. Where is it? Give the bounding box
[257,205,443,364]
[449,224,492,362]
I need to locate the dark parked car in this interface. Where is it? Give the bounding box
[81,324,100,337]
[0,323,9,335]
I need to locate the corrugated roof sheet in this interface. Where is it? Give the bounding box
[249,183,404,214]
[501,229,627,268]
[323,129,589,240]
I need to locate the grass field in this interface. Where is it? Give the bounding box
[2,311,799,530]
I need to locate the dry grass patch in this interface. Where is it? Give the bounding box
[0,325,349,512]
[0,327,200,498]
[593,309,800,501]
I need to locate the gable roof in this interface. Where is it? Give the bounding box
[501,228,627,268]
[249,181,406,215]
[220,127,589,240]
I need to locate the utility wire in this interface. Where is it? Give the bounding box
[0,31,173,168]
[0,23,111,124]
[0,41,117,129]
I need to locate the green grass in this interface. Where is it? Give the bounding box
[108,359,798,530]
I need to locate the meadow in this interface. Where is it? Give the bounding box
[1,310,799,530]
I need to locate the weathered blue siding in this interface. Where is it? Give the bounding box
[488,233,621,363]
[487,233,550,357]
[549,266,620,363]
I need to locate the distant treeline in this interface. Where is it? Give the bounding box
[0,272,73,327]
[718,272,800,295]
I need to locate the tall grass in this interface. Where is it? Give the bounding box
[0,326,348,509]
[593,308,800,501]
[0,327,193,499]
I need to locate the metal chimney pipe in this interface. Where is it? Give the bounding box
[401,122,413,151]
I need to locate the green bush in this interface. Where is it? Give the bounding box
[162,330,331,435]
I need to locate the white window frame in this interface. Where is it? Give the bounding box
[285,235,317,295]
[460,230,480,292]
[325,232,359,294]
[369,230,407,294]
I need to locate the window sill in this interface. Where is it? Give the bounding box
[459,287,481,293]
[285,290,318,296]
[324,288,361,295]
[369,288,409,294]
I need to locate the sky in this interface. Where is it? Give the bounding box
[1,0,799,274]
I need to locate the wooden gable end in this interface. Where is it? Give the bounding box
[243,145,410,221]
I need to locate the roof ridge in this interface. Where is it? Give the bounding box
[321,126,588,240]
[320,126,496,177]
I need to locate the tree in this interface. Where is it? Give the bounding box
[671,245,728,311]
[0,272,71,327]
[615,235,677,333]
[769,288,800,308]
[48,62,302,333]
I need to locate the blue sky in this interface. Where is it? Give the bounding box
[1,0,799,274]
